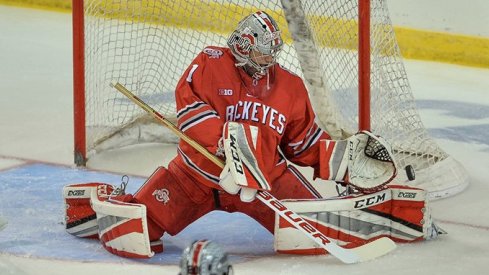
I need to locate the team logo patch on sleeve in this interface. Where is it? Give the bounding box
[203,48,223,58]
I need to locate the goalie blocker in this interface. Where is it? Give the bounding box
[274,185,445,254]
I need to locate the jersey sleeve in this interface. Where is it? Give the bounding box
[173,50,226,187]
[175,51,223,156]
[280,80,330,169]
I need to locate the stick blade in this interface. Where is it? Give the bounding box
[342,237,396,264]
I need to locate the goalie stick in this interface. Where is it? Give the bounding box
[110,82,396,264]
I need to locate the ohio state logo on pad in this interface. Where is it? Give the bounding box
[152,188,170,204]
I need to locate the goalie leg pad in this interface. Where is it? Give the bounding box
[63,182,114,238]
[91,189,159,258]
[274,185,438,254]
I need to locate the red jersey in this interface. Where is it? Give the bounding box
[172,46,330,189]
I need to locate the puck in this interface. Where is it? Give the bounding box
[405,165,416,181]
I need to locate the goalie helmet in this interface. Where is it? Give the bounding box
[179,240,233,275]
[227,11,283,74]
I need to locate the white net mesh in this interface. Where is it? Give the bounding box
[81,0,468,199]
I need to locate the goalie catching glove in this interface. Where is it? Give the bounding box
[219,122,271,202]
[319,131,397,192]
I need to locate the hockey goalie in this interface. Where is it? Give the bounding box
[63,11,444,258]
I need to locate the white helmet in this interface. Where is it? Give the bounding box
[179,240,233,275]
[227,11,283,73]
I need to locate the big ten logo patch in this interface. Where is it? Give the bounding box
[219,88,233,96]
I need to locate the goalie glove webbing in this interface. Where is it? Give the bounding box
[320,131,397,192]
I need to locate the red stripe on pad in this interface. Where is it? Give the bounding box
[100,218,144,244]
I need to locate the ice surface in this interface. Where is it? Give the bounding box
[1,5,488,275]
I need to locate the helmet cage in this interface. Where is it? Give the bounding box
[179,240,233,275]
[227,11,283,72]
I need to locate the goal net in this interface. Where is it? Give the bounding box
[73,0,469,199]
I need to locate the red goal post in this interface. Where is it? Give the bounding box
[72,0,468,199]
[73,0,86,166]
